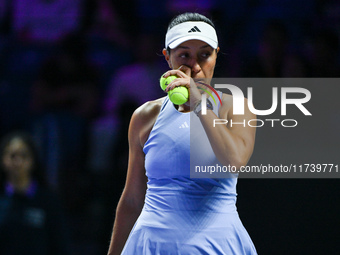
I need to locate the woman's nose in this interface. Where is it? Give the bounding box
[11,154,24,166]
[188,59,201,75]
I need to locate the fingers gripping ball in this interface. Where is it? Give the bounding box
[168,87,189,105]
[159,75,189,105]
[160,75,176,91]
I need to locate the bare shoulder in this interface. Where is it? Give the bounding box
[130,97,166,147]
[134,97,165,120]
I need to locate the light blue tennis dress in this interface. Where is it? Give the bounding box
[121,95,257,254]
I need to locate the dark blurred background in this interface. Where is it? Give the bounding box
[0,0,339,254]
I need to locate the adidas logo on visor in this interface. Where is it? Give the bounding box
[188,26,201,33]
[165,21,218,49]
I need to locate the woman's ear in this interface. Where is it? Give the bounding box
[162,48,172,69]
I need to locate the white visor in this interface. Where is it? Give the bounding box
[165,21,218,49]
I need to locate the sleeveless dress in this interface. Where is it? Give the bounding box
[121,94,257,255]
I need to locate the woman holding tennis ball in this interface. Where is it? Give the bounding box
[107,12,257,255]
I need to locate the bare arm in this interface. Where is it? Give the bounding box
[107,100,163,255]
[164,66,256,169]
[197,94,256,169]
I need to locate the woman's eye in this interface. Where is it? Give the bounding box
[179,53,189,58]
[201,52,211,58]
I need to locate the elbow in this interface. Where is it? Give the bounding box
[230,159,248,171]
[226,139,254,169]
[218,151,252,170]
[223,158,246,171]
[118,190,145,215]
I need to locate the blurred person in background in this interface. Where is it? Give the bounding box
[0,131,71,255]
[29,33,99,198]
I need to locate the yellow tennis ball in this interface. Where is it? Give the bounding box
[160,75,177,91]
[168,86,189,105]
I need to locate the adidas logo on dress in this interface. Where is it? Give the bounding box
[188,26,201,33]
[179,121,189,129]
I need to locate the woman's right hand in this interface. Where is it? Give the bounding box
[163,65,203,108]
